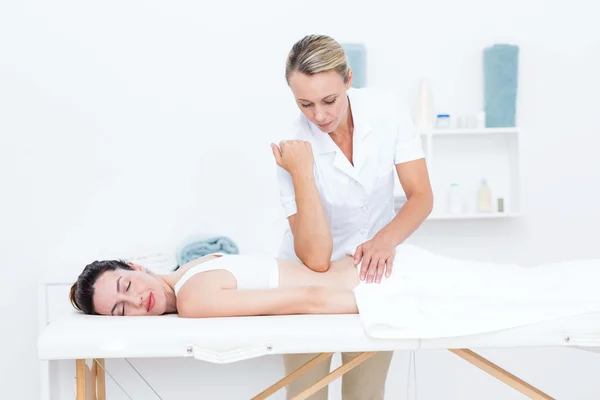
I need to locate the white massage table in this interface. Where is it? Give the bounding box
[38,278,600,400]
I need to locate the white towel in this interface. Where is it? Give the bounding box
[125,252,178,274]
[353,245,600,339]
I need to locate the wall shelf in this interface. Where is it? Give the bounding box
[428,212,522,220]
[419,127,519,136]
[394,127,523,220]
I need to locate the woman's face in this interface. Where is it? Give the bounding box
[288,69,352,133]
[92,264,167,316]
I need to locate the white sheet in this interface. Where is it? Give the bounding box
[38,310,600,363]
[354,245,600,339]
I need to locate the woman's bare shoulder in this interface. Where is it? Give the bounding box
[175,269,238,317]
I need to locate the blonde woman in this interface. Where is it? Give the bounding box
[271,34,433,400]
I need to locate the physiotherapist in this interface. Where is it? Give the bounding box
[271,35,434,400]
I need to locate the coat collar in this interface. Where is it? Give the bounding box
[306,88,373,182]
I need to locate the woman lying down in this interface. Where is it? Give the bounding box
[70,244,600,339]
[70,251,361,317]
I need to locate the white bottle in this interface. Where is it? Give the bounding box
[477,179,492,213]
[448,183,462,214]
[476,111,486,129]
[414,78,435,132]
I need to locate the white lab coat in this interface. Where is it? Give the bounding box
[277,87,425,261]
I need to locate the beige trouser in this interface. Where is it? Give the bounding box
[282,351,394,400]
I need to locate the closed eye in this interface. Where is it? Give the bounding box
[121,282,132,315]
[299,95,337,108]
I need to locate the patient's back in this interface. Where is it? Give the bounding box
[277,255,359,290]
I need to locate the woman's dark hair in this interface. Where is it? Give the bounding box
[69,260,133,315]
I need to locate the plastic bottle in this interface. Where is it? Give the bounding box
[477,179,492,212]
[414,78,435,131]
[436,114,451,129]
[476,111,486,129]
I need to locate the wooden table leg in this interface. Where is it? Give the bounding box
[450,349,555,400]
[252,353,334,400]
[95,359,106,400]
[76,359,90,400]
[291,352,376,400]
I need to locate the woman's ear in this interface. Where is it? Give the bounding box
[346,68,353,89]
[126,262,147,273]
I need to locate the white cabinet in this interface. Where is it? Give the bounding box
[394,128,522,220]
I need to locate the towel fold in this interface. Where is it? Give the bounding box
[483,43,519,127]
[354,245,600,339]
[176,235,239,267]
[126,252,178,274]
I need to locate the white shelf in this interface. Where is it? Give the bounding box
[427,212,521,220]
[394,196,521,220]
[420,127,519,136]
[394,126,523,219]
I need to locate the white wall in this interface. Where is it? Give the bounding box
[1,0,599,398]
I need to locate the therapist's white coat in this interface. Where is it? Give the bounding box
[277,87,425,262]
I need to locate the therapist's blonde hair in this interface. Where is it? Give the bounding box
[285,34,350,84]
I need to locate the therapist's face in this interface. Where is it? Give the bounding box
[92,264,167,316]
[288,69,352,133]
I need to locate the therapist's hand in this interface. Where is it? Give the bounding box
[354,234,396,283]
[270,140,314,179]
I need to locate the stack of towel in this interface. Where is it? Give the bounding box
[125,252,178,274]
[483,44,520,127]
[176,235,239,267]
[123,236,240,272]
[342,43,367,88]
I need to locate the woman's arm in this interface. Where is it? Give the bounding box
[178,284,357,318]
[287,173,333,272]
[382,158,433,243]
[272,141,333,271]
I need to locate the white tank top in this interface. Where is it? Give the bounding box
[174,253,279,296]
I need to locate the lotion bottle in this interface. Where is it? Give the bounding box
[477,179,492,212]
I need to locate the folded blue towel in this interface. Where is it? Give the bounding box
[176,236,239,267]
[483,44,519,127]
[342,43,367,88]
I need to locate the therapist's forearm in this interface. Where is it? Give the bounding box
[378,192,433,246]
[292,174,333,271]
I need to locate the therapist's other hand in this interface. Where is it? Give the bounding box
[270,140,314,179]
[354,235,396,283]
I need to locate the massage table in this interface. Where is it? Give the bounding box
[38,277,600,400]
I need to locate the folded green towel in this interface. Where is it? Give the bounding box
[176,236,239,267]
[483,44,519,127]
[342,43,367,88]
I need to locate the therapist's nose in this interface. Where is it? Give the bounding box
[314,106,327,123]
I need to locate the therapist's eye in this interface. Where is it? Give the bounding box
[323,98,336,105]
[300,103,312,108]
